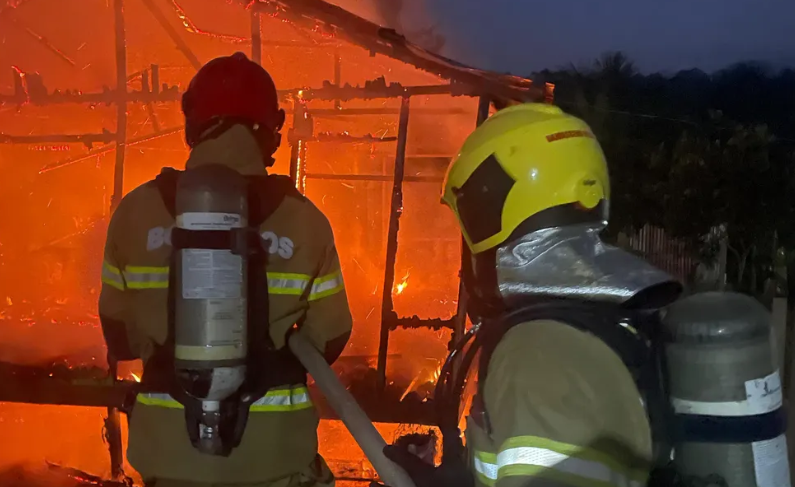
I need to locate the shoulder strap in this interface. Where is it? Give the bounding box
[468,301,674,470]
[153,169,301,223]
[153,167,182,218]
[138,168,183,393]
[474,301,655,433]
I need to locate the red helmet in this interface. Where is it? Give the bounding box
[181,52,285,149]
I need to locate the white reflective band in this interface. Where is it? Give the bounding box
[137,386,312,412]
[101,262,125,290]
[267,273,311,295]
[309,271,344,301]
[123,266,169,289]
[671,370,783,417]
[473,455,498,482]
[670,396,772,417]
[496,447,644,487]
[250,388,313,411]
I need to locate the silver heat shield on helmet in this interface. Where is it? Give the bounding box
[496,224,681,309]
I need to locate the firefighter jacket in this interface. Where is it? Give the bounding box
[98,125,353,484]
[466,319,653,487]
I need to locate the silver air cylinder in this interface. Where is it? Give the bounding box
[662,291,790,487]
[174,164,248,455]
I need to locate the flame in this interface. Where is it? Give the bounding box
[395,271,410,295]
[0,0,476,478]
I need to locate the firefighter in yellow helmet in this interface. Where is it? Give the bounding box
[99,53,352,487]
[380,103,682,487]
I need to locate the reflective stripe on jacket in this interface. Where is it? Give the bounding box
[98,158,353,483]
[472,437,646,487]
[101,264,345,302]
[467,319,653,487]
[136,385,313,412]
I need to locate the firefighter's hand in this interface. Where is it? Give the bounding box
[369,444,473,487]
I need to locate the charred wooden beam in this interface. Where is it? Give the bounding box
[251,9,262,64]
[38,126,183,174]
[0,131,116,148]
[377,96,410,390]
[141,0,202,70]
[250,0,543,102]
[0,80,454,106]
[305,173,441,183]
[385,313,456,332]
[0,361,437,425]
[310,107,471,117]
[108,2,127,477]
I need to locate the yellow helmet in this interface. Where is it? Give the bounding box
[442,103,610,255]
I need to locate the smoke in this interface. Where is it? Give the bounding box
[327,0,446,53]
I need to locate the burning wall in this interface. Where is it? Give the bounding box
[0,0,477,481]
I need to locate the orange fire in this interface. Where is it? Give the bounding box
[0,0,474,481]
[395,271,410,295]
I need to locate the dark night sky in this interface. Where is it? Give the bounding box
[396,0,795,74]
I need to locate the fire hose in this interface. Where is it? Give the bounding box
[287,331,418,487]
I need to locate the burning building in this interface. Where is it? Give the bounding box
[0,0,550,484]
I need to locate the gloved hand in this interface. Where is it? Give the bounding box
[369,444,473,487]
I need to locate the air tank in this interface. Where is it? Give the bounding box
[662,291,790,487]
[173,163,249,455]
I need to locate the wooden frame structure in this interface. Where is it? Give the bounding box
[0,0,553,479]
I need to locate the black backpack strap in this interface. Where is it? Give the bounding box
[467,301,675,477]
[473,301,653,433]
[154,167,182,218]
[138,168,182,394]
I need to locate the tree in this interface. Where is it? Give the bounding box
[663,112,795,292]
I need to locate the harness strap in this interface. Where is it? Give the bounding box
[438,300,673,474]
[138,168,306,454]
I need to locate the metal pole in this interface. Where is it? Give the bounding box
[250,9,262,64]
[106,0,126,481]
[376,96,410,390]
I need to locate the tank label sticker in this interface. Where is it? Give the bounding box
[206,299,246,347]
[177,212,245,230]
[752,433,791,487]
[670,370,783,417]
[181,249,243,299]
[745,370,783,415]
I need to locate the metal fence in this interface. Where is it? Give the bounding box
[626,225,698,283]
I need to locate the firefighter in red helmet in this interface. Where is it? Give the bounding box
[99,52,352,487]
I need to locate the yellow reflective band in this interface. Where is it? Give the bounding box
[136,385,313,412]
[486,436,648,487]
[101,262,125,291]
[309,271,344,301]
[123,266,169,289]
[116,267,333,298]
[267,272,311,296]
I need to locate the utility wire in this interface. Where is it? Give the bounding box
[552,98,795,144]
